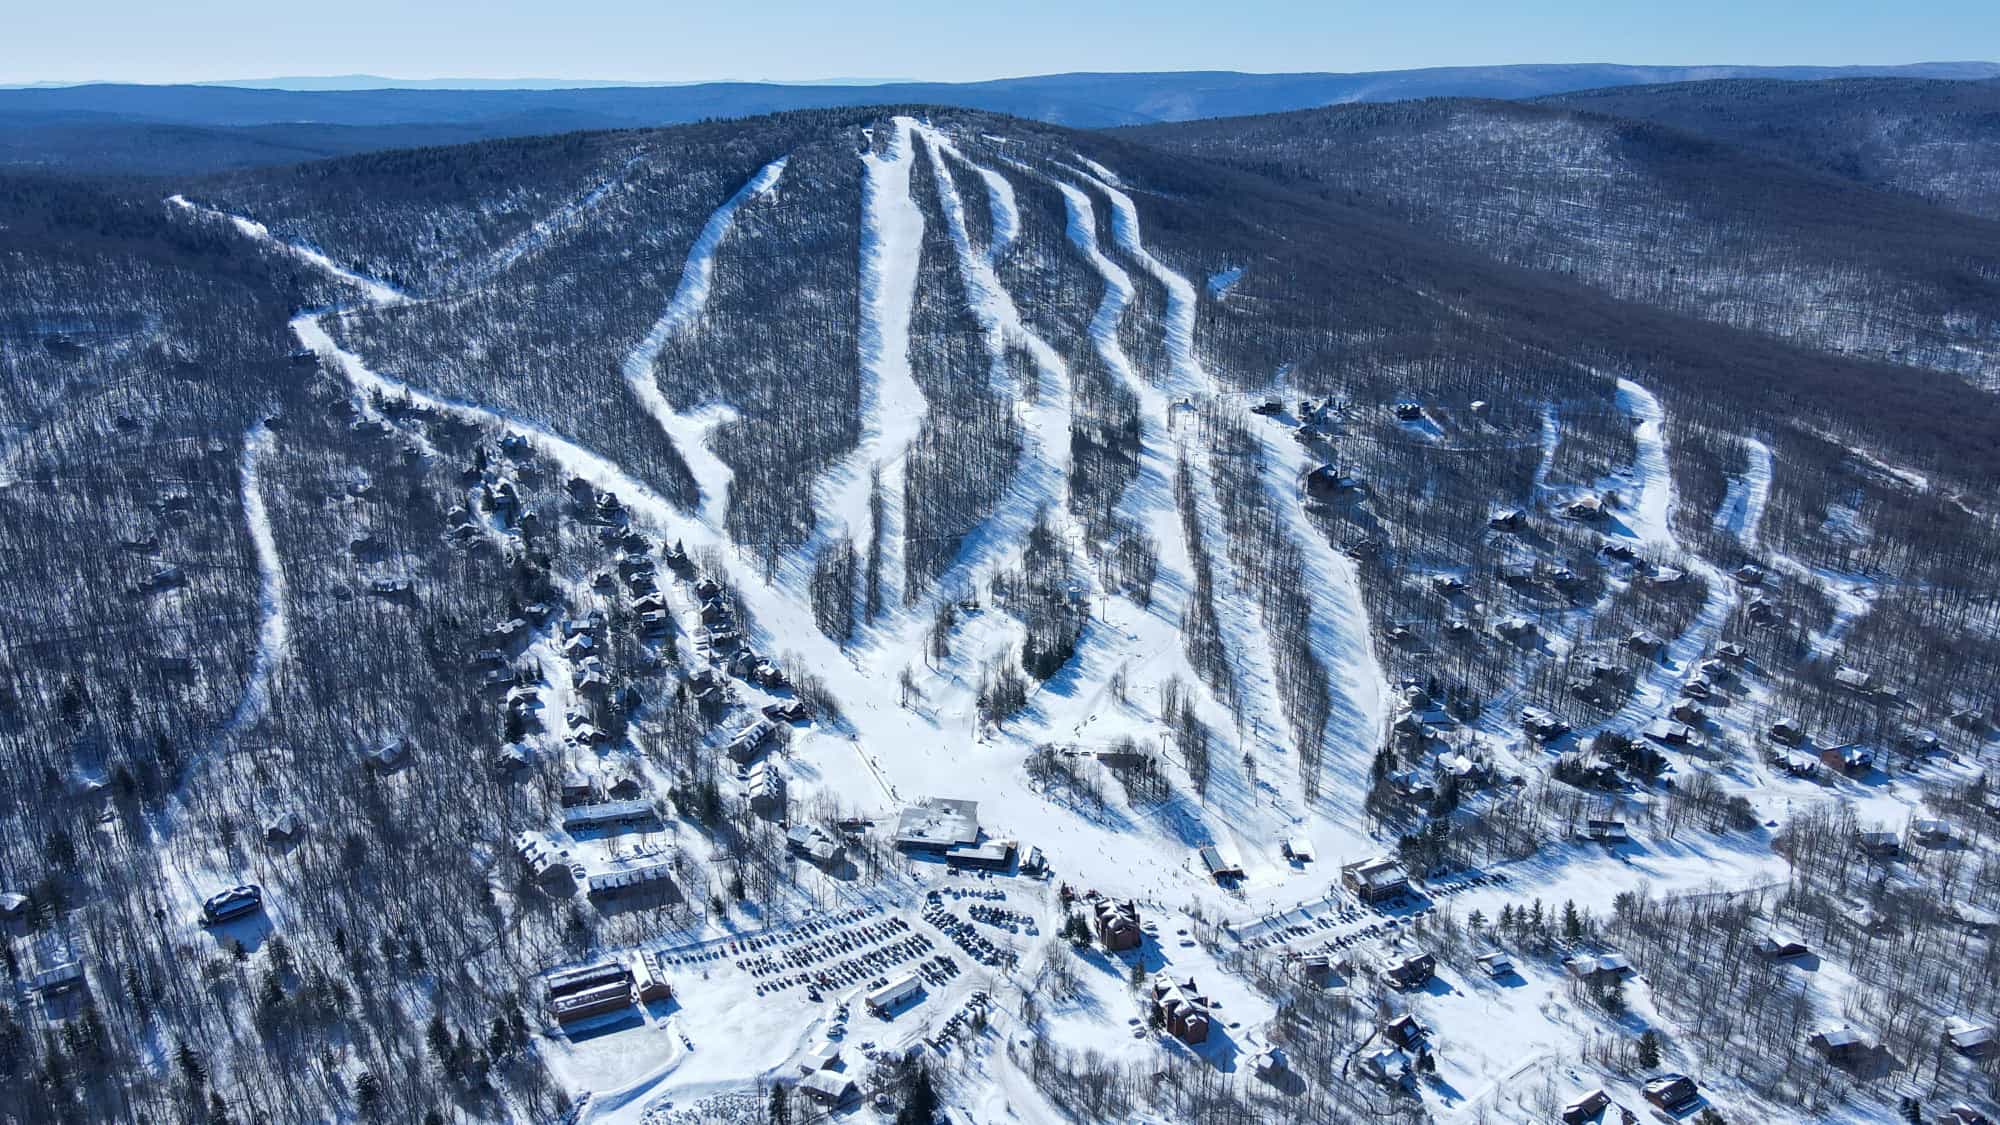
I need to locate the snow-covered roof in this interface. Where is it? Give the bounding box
[894,797,980,849]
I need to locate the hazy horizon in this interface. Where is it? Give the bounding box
[10,0,1999,86]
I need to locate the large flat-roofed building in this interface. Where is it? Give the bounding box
[894,798,981,852]
[945,837,1016,870]
[561,798,659,833]
[865,971,923,1016]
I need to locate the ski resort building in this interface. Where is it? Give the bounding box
[1088,893,1142,951]
[866,972,923,1016]
[1341,856,1410,903]
[798,1070,857,1107]
[585,851,675,902]
[786,823,844,866]
[546,960,634,1025]
[1150,974,1212,1044]
[893,797,981,852]
[561,798,659,834]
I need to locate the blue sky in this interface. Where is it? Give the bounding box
[9,0,1995,84]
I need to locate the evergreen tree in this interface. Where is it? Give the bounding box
[896,1060,938,1125]
[175,1040,207,1090]
[427,1012,452,1064]
[768,1083,791,1125]
[1637,1029,1662,1069]
[355,1071,382,1117]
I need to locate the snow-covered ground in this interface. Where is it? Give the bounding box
[1610,378,1674,548]
[224,421,287,735]
[1713,434,1772,548]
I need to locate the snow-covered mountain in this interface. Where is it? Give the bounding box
[1,97,1997,1125]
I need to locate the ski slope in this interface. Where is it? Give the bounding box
[224,421,287,735]
[1611,378,1674,547]
[814,117,928,609]
[1713,433,1773,547]
[473,154,647,285]
[167,194,406,305]
[908,125,1072,605]
[621,156,788,526]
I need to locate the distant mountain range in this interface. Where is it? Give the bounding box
[4,62,1997,175]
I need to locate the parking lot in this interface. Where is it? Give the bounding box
[923,888,1020,969]
[1234,871,1513,956]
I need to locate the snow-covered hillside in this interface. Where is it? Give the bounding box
[3,101,1993,1125]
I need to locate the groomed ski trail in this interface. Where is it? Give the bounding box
[622,156,789,526]
[172,189,931,765]
[1589,379,1735,742]
[472,153,647,285]
[1081,163,1386,824]
[1076,167,1299,806]
[1714,434,1773,548]
[290,312,930,758]
[906,125,1071,616]
[813,117,927,609]
[1057,174,1283,853]
[1612,378,1674,548]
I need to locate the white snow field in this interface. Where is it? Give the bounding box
[1713,432,1773,547]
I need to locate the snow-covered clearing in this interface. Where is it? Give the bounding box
[967,158,1021,268]
[1610,378,1673,547]
[1205,266,1245,297]
[225,421,287,734]
[621,156,788,525]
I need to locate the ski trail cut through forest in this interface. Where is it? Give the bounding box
[185,189,937,816]
[970,158,1020,268]
[166,194,407,305]
[1613,378,1675,548]
[820,116,926,608]
[911,126,1071,610]
[227,421,287,734]
[1715,434,1773,548]
[1589,379,1734,743]
[1533,405,1560,505]
[622,155,789,526]
[1083,167,1296,800]
[1267,432,1388,809]
[471,153,647,285]
[1076,168,1204,398]
[290,312,925,752]
[1057,173,1283,844]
